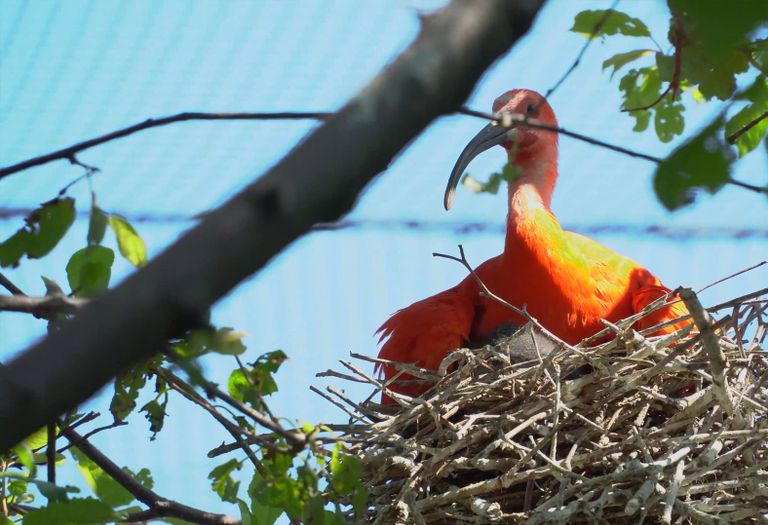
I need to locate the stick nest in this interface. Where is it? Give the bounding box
[321,288,768,524]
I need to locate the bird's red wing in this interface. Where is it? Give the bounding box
[630,274,690,336]
[376,286,475,402]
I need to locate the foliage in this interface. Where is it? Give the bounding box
[570,2,768,209]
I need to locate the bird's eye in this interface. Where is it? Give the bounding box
[526,103,537,116]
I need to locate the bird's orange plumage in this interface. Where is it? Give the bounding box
[377,89,688,402]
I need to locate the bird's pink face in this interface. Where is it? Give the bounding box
[444,89,558,210]
[491,89,558,152]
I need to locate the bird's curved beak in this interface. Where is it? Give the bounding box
[444,121,516,210]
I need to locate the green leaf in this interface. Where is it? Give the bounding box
[0,198,75,267]
[725,78,768,156]
[461,164,519,196]
[571,9,650,38]
[654,97,685,143]
[140,397,168,436]
[11,444,35,474]
[171,326,246,359]
[0,230,30,267]
[670,0,763,101]
[602,49,653,79]
[71,448,136,508]
[654,117,734,210]
[21,426,51,451]
[228,350,288,407]
[248,471,283,525]
[209,459,243,504]
[22,497,123,525]
[209,327,247,356]
[25,198,76,258]
[66,246,114,297]
[108,215,146,267]
[330,444,362,495]
[111,366,148,422]
[87,207,108,246]
[237,499,253,525]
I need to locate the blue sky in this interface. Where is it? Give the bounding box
[1,0,766,518]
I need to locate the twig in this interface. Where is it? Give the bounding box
[0,111,331,180]
[458,109,768,195]
[0,294,86,316]
[176,367,307,451]
[60,427,240,525]
[457,107,663,163]
[155,368,270,475]
[726,111,768,145]
[678,288,734,414]
[544,0,621,100]
[697,260,767,293]
[56,420,128,454]
[623,15,684,112]
[0,273,25,296]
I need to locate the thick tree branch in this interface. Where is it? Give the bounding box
[0,112,331,180]
[60,427,240,525]
[0,0,544,449]
[0,294,85,316]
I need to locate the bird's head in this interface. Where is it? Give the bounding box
[444,89,558,210]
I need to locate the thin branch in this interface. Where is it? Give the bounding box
[155,368,271,474]
[0,294,86,316]
[726,111,768,145]
[622,15,684,112]
[179,367,307,450]
[0,273,25,296]
[457,107,663,163]
[60,427,240,525]
[727,176,768,194]
[56,421,128,454]
[458,108,768,196]
[544,0,621,100]
[698,260,767,294]
[0,112,331,180]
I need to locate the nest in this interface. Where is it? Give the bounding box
[318,286,768,524]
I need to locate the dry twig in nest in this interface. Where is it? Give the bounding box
[320,283,768,524]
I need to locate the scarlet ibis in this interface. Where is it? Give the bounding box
[377,88,688,402]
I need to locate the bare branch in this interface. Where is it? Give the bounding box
[155,368,273,472]
[185,367,307,450]
[0,294,86,316]
[457,107,664,163]
[61,427,240,525]
[0,112,331,180]
[0,0,546,449]
[0,273,25,296]
[459,108,768,196]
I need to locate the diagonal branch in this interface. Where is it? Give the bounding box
[0,0,545,450]
[0,112,331,180]
[60,427,240,525]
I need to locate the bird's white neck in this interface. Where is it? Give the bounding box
[507,154,557,222]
